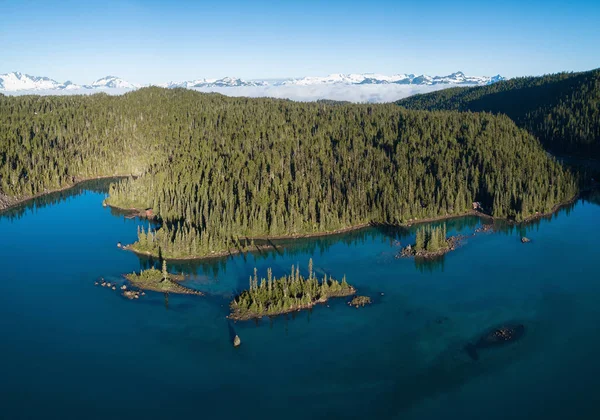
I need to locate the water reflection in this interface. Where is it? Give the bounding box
[415,256,446,273]
[0,178,122,221]
[136,216,487,277]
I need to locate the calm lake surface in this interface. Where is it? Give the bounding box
[1,180,599,420]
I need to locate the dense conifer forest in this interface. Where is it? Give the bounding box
[397,68,600,158]
[0,88,577,257]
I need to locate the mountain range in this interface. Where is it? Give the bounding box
[0,71,504,92]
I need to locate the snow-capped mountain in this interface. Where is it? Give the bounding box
[86,75,139,89]
[281,71,504,86]
[1,70,504,93]
[0,72,74,91]
[58,80,84,90]
[161,76,267,89]
[0,72,137,91]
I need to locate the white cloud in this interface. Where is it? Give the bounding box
[190,84,450,103]
[1,84,455,103]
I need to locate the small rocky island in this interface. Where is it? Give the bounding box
[399,224,460,259]
[349,296,372,308]
[125,260,203,295]
[229,259,355,321]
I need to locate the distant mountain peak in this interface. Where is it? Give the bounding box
[88,75,139,89]
[278,71,503,87]
[0,70,505,93]
[160,76,267,89]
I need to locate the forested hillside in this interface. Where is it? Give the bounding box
[1,88,577,258]
[0,92,159,198]
[397,69,600,158]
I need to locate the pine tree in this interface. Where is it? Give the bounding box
[162,259,168,281]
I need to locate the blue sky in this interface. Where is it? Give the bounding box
[1,0,599,84]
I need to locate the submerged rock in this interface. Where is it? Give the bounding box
[465,323,525,361]
[233,335,241,347]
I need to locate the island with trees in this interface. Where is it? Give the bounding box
[229,259,356,321]
[400,224,460,258]
[124,260,202,295]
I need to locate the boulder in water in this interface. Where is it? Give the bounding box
[521,237,531,243]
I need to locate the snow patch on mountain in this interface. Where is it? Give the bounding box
[280,71,503,86]
[0,72,138,91]
[87,75,139,89]
[160,77,268,89]
[0,72,64,91]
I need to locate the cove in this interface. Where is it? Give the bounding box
[1,180,600,420]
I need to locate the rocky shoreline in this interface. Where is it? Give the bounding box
[124,268,203,295]
[398,235,463,259]
[228,288,357,322]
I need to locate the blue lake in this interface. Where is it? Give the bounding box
[1,180,599,419]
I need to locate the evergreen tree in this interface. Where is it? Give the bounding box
[162,259,168,281]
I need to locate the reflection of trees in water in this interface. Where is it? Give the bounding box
[406,216,481,235]
[133,217,486,278]
[0,178,120,221]
[585,189,600,206]
[415,256,446,273]
[137,253,228,279]
[145,203,589,281]
[493,199,580,238]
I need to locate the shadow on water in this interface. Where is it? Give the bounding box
[360,289,577,418]
[0,177,123,221]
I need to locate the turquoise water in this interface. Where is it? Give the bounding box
[1,180,599,419]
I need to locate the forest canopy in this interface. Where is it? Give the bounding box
[0,88,577,258]
[397,68,600,158]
